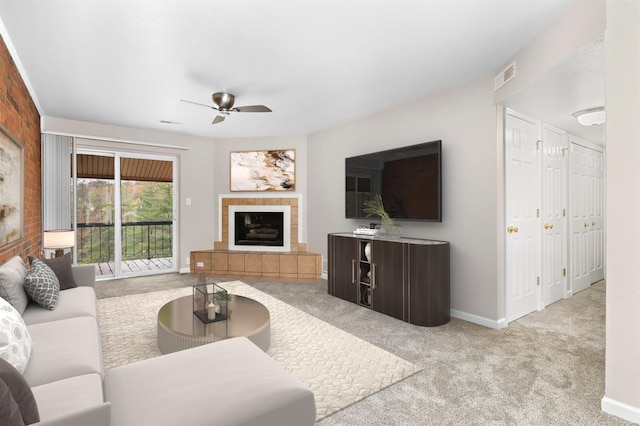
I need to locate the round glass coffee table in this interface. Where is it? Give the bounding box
[157,294,270,354]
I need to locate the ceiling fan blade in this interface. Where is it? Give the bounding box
[233,105,272,113]
[181,99,218,110]
[212,115,226,125]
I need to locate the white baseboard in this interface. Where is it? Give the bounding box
[179,267,191,274]
[601,396,640,423]
[450,309,508,330]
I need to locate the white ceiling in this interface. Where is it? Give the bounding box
[0,0,601,141]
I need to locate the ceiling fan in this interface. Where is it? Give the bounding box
[181,92,272,124]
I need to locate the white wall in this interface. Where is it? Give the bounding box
[212,134,309,242]
[307,77,501,324]
[41,117,216,273]
[495,0,606,104]
[602,0,640,422]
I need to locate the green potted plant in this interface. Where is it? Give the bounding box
[214,291,233,303]
[210,289,232,319]
[363,194,401,237]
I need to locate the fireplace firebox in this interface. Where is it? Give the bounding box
[234,212,284,247]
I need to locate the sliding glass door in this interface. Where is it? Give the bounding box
[74,149,177,279]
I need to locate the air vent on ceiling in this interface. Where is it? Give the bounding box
[495,61,516,91]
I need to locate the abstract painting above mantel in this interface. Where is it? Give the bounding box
[0,124,23,248]
[230,149,295,192]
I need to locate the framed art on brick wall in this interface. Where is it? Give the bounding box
[230,149,295,192]
[0,124,23,248]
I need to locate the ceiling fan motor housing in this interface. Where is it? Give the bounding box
[212,92,235,110]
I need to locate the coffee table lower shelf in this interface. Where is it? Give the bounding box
[157,294,270,354]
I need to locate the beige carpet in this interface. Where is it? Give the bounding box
[98,280,422,421]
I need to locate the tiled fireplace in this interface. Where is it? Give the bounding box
[190,195,321,279]
[215,195,303,252]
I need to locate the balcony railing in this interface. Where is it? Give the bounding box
[77,221,173,264]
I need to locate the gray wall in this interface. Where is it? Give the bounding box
[602,0,640,420]
[306,76,501,323]
[211,134,308,242]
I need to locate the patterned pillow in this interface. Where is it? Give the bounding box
[23,259,60,310]
[0,297,33,374]
[28,254,77,291]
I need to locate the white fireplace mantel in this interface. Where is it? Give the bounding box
[228,205,291,252]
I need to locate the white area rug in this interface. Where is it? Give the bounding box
[98,281,422,420]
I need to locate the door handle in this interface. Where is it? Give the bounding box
[507,226,519,233]
[351,259,356,284]
[544,223,554,230]
[371,263,377,290]
[584,223,590,228]
[592,221,596,226]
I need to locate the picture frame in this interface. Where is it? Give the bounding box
[230,149,295,192]
[0,124,24,248]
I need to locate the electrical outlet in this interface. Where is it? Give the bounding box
[186,257,190,265]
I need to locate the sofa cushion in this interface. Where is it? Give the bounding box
[0,297,33,373]
[0,256,29,315]
[23,259,60,310]
[70,265,96,289]
[0,357,39,424]
[0,378,24,426]
[23,317,102,387]
[104,337,316,426]
[22,287,97,326]
[28,254,77,291]
[31,373,103,423]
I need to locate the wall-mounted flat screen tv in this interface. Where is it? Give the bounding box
[345,140,442,222]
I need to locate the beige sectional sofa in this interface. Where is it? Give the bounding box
[22,264,109,426]
[1,257,316,425]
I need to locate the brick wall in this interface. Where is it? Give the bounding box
[0,34,41,265]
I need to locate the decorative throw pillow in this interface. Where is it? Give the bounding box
[23,259,60,310]
[28,253,77,291]
[0,297,33,373]
[0,256,29,315]
[0,379,25,426]
[0,358,39,425]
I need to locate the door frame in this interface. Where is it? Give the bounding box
[115,151,179,278]
[73,148,179,279]
[503,109,606,325]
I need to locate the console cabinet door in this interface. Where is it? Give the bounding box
[328,235,358,303]
[408,243,450,326]
[371,240,406,321]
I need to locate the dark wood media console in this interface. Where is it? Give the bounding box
[327,233,450,327]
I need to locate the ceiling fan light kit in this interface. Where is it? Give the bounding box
[181,91,272,125]
[572,107,605,126]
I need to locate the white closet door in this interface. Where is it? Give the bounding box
[570,141,605,292]
[505,110,541,322]
[541,125,568,306]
